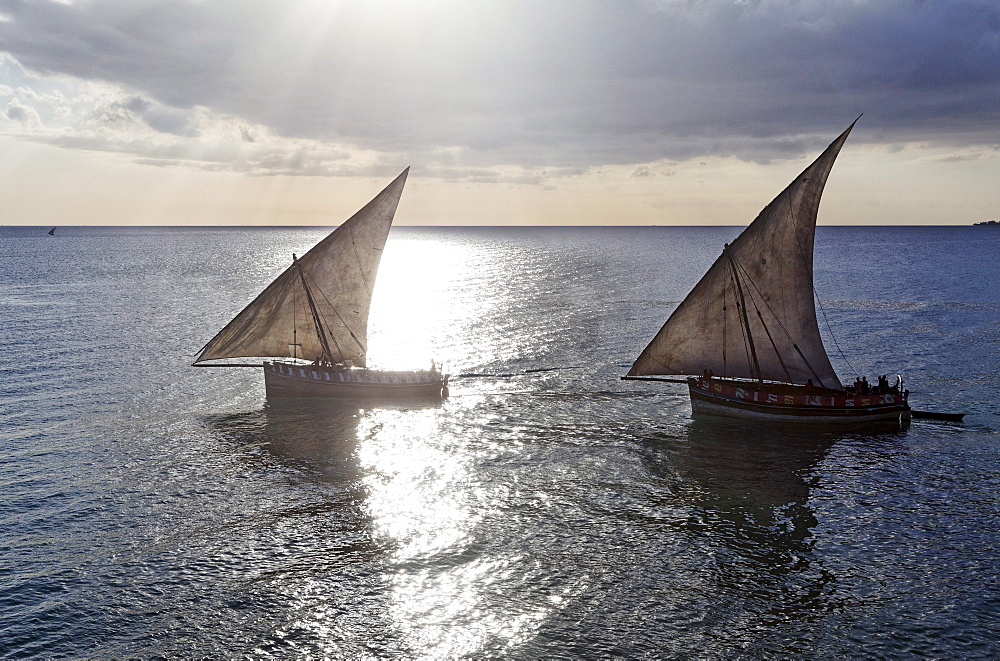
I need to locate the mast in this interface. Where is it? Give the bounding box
[724,244,762,383]
[292,253,337,364]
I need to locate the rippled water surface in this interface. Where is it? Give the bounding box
[2,225,999,658]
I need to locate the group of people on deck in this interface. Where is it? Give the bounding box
[698,369,904,397]
[848,374,902,395]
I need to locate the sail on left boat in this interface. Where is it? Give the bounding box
[192,168,449,399]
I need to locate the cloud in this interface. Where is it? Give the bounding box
[0,0,997,179]
[87,94,200,136]
[5,97,42,125]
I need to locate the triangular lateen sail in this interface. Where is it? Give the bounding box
[194,168,409,367]
[628,122,859,389]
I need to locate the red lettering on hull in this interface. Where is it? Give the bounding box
[687,377,909,422]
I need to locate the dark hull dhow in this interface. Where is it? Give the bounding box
[689,377,910,424]
[264,362,447,399]
[626,119,919,425]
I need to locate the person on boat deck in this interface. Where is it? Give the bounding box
[805,379,815,392]
[860,376,870,394]
[853,376,862,394]
[702,369,714,380]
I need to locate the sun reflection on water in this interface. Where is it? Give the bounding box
[367,229,538,373]
[358,407,478,560]
[385,556,551,658]
[326,229,585,656]
[356,405,559,657]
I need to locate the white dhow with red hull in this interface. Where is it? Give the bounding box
[626,118,910,424]
[194,168,448,399]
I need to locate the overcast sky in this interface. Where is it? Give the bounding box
[1,0,997,225]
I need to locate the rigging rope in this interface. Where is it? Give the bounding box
[303,268,367,356]
[724,245,763,382]
[730,251,826,386]
[729,273,756,381]
[293,254,341,363]
[292,274,298,359]
[814,289,861,379]
[349,226,374,304]
[722,281,728,378]
[755,307,794,382]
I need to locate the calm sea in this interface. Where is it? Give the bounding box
[2,225,998,658]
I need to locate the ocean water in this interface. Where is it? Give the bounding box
[1,225,998,658]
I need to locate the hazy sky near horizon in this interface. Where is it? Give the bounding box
[1,0,997,226]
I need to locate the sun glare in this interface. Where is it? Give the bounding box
[368,231,514,372]
[355,404,561,657]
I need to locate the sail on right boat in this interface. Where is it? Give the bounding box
[626,118,911,423]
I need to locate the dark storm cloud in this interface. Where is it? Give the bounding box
[1,0,997,169]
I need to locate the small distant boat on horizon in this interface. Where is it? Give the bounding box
[47,227,55,236]
[973,219,999,226]
[193,168,449,400]
[625,118,911,424]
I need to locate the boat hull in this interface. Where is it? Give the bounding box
[263,362,447,399]
[688,377,909,424]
